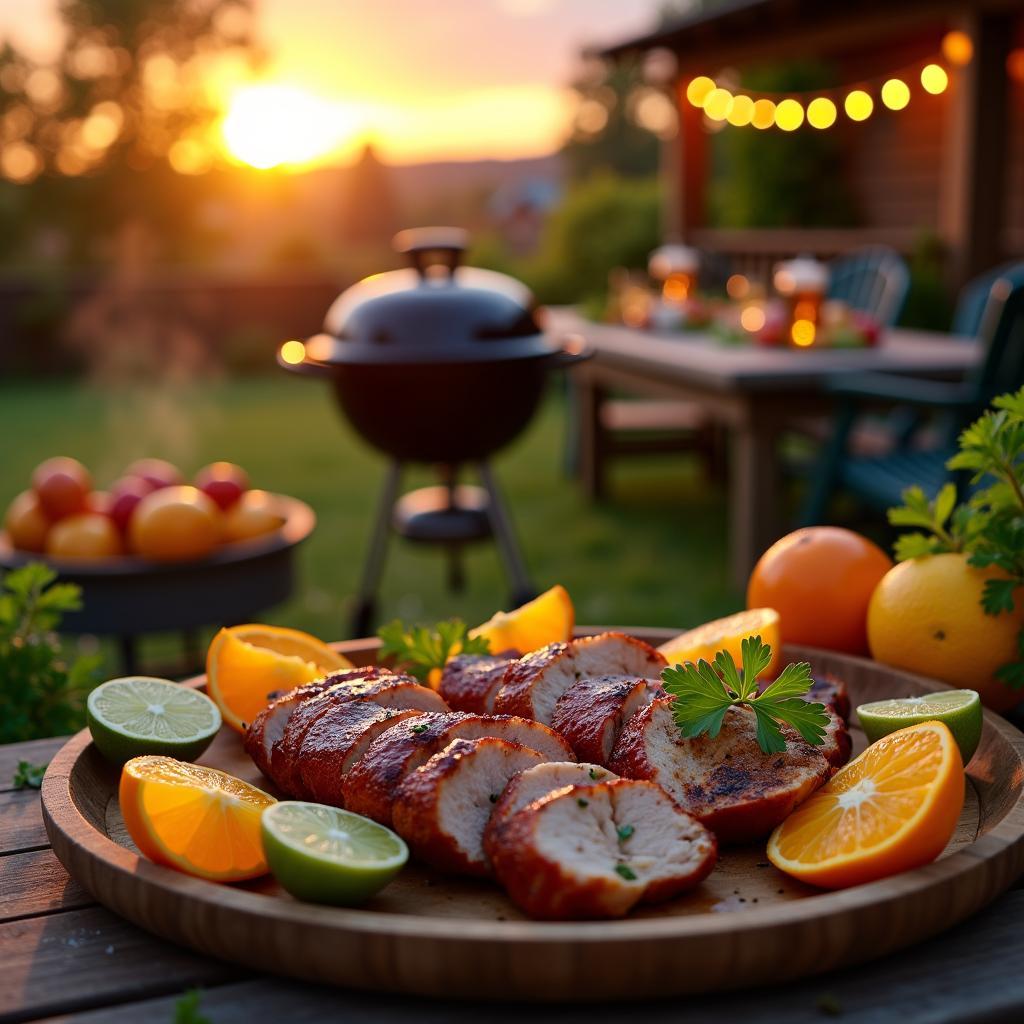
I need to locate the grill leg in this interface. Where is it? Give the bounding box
[351,460,402,638]
[477,461,536,606]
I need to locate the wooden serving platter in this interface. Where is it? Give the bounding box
[41,631,1024,1002]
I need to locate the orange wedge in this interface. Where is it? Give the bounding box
[767,722,964,889]
[469,584,574,655]
[206,624,353,733]
[120,755,276,881]
[659,608,782,679]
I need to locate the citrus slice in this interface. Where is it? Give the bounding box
[206,624,353,733]
[120,756,276,881]
[767,722,965,889]
[856,690,982,765]
[469,585,574,655]
[262,801,408,905]
[87,677,221,765]
[659,608,782,679]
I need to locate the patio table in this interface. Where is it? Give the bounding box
[3,734,1024,1023]
[549,309,981,590]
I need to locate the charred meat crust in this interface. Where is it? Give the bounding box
[439,652,520,714]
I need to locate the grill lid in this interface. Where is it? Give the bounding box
[310,227,555,365]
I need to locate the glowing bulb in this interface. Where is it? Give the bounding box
[942,30,973,67]
[807,97,837,129]
[881,78,910,111]
[726,274,750,299]
[740,305,766,332]
[1008,49,1024,83]
[703,87,732,121]
[726,94,754,126]
[751,98,775,129]
[686,76,715,107]
[920,64,948,95]
[844,89,873,121]
[791,319,816,347]
[280,340,306,365]
[774,98,804,131]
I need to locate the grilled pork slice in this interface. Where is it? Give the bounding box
[484,760,616,845]
[342,711,574,825]
[489,779,716,920]
[550,675,663,765]
[244,669,383,782]
[609,699,830,844]
[270,672,448,795]
[297,702,426,806]
[822,707,853,770]
[494,633,667,725]
[439,653,519,714]
[392,737,549,876]
[809,675,851,723]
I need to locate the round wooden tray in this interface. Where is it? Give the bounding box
[41,632,1024,1002]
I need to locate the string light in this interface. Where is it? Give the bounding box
[844,90,873,121]
[881,78,910,111]
[774,98,804,131]
[750,98,775,129]
[920,64,948,94]
[686,76,715,106]
[942,30,973,67]
[703,87,732,120]
[726,94,754,126]
[807,97,837,129]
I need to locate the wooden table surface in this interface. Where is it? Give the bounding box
[550,310,981,589]
[5,734,1024,1023]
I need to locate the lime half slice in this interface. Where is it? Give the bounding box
[87,677,221,765]
[856,689,982,765]
[261,801,408,905]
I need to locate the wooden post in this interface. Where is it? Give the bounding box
[674,76,708,242]
[939,9,1011,286]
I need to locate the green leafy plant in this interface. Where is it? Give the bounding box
[662,635,829,754]
[0,563,102,743]
[12,760,48,788]
[173,989,212,1024]
[887,387,1024,686]
[377,619,491,683]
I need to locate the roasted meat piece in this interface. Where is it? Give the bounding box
[494,633,666,725]
[488,778,716,919]
[550,675,663,765]
[609,699,830,844]
[392,737,550,876]
[439,652,519,714]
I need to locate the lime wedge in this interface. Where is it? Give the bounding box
[261,801,408,905]
[856,689,982,764]
[87,677,221,765]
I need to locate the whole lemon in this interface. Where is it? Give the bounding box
[867,552,1024,711]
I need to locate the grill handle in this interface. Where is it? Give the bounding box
[393,227,469,278]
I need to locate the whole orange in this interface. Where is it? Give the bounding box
[46,513,122,559]
[868,552,1024,711]
[130,485,221,561]
[5,490,51,552]
[221,490,285,544]
[747,527,892,655]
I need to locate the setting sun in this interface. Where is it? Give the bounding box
[222,84,360,170]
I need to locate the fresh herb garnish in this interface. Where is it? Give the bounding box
[888,387,1024,686]
[577,797,589,808]
[661,635,829,755]
[588,767,603,780]
[377,618,491,683]
[616,824,634,842]
[614,863,638,881]
[12,760,47,789]
[173,989,212,1024]
[409,723,429,734]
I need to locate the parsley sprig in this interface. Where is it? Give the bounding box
[377,618,491,683]
[888,387,1024,687]
[661,635,829,754]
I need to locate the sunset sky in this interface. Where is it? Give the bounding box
[0,0,664,166]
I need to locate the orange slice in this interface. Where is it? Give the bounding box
[206,624,353,733]
[659,608,782,679]
[120,755,276,881]
[469,585,574,655]
[767,721,964,889]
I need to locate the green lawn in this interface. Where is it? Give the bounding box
[1,376,740,673]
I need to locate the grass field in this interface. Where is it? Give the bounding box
[1,375,742,673]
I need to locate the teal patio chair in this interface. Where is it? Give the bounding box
[826,245,910,327]
[801,262,1024,524]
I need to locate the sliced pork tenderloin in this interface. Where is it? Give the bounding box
[609,698,830,844]
[494,633,667,725]
[821,707,853,769]
[392,737,550,876]
[439,652,519,714]
[489,779,716,920]
[550,675,663,765]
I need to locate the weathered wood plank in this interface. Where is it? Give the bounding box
[30,892,1024,1023]
[0,849,93,922]
[0,905,243,1023]
[0,738,67,794]
[0,790,49,855]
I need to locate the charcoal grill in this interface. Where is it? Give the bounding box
[279,227,589,635]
